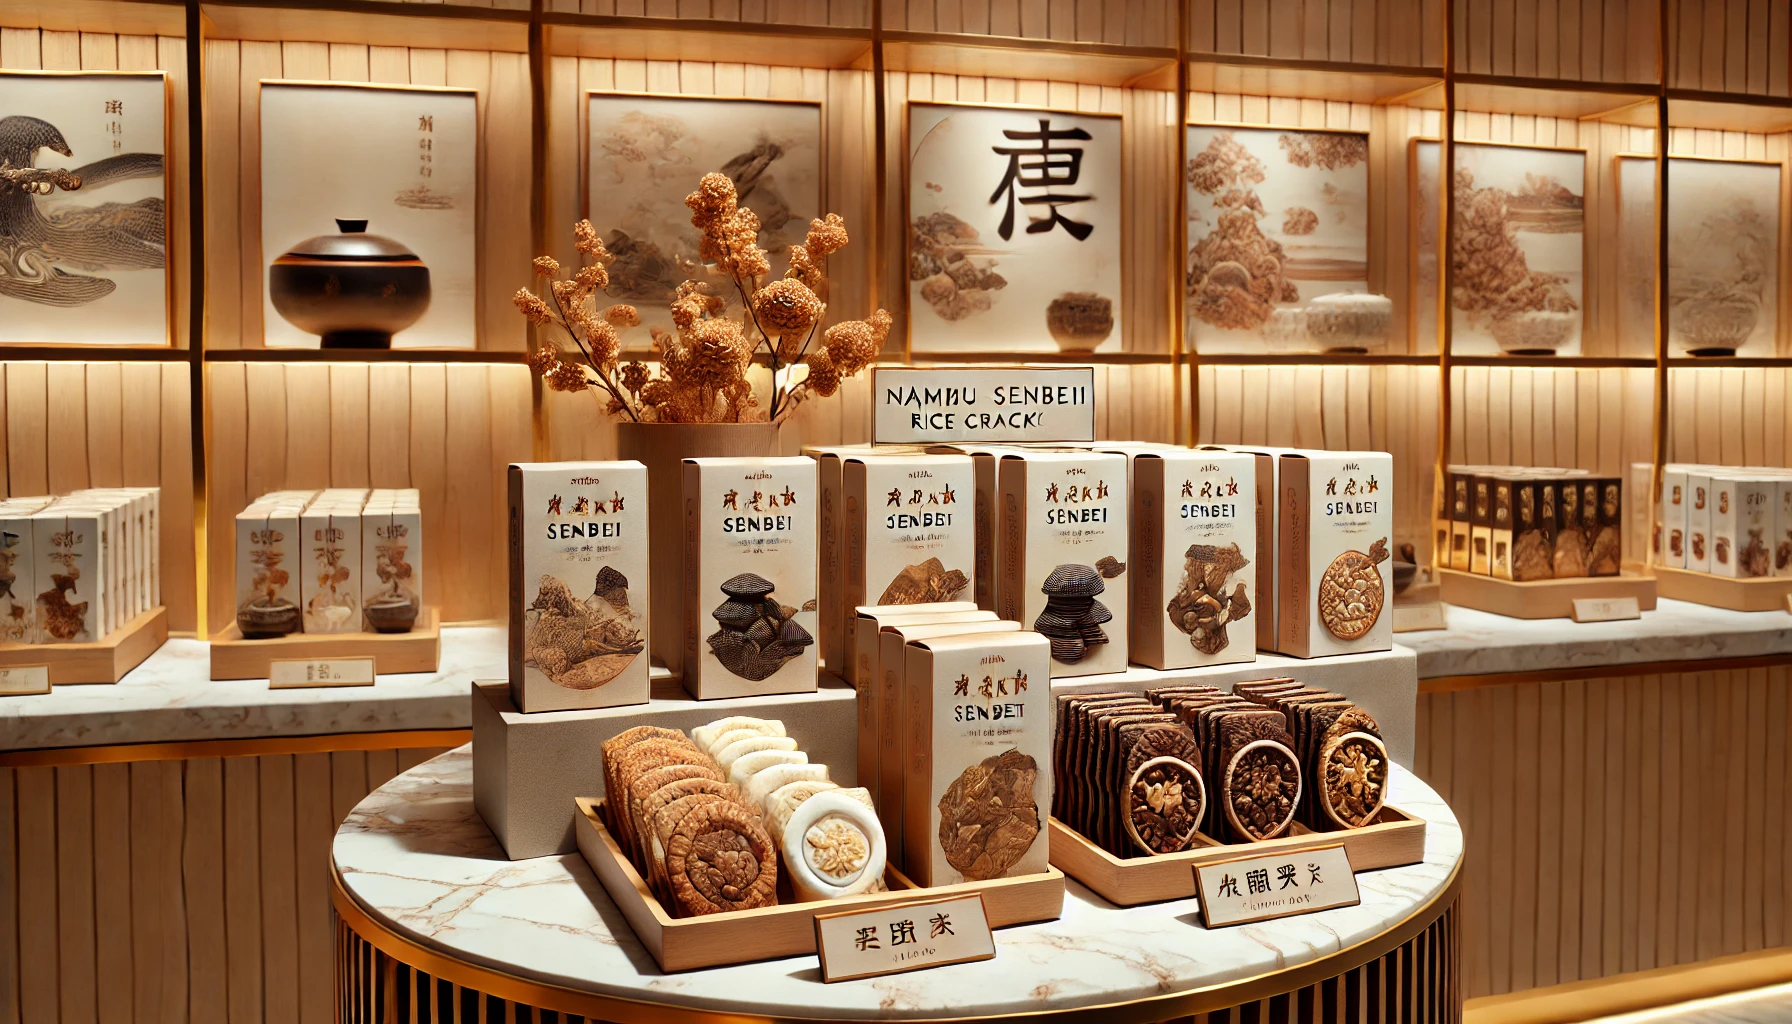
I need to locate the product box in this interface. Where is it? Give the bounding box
[877,616,1018,869]
[682,456,818,700]
[1660,466,1687,568]
[507,462,650,713]
[929,443,1022,612]
[1589,478,1622,577]
[1275,450,1394,659]
[1549,479,1587,578]
[841,453,976,678]
[361,501,423,632]
[1469,474,1493,575]
[1202,444,1288,649]
[1686,471,1713,573]
[1449,469,1473,571]
[235,495,306,638]
[33,508,101,643]
[852,603,987,809]
[806,443,874,677]
[1777,479,1792,577]
[1507,479,1554,581]
[1710,476,1773,578]
[300,503,362,634]
[0,497,50,643]
[902,630,1052,887]
[997,450,1130,677]
[1131,450,1256,668]
[1488,476,1515,580]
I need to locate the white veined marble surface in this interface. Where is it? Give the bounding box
[0,626,504,750]
[1400,598,1792,679]
[335,746,1463,1020]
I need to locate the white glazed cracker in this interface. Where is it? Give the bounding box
[782,790,887,902]
[763,779,840,836]
[714,735,799,771]
[727,749,808,788]
[752,766,834,814]
[693,717,784,753]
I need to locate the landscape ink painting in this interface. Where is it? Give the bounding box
[585,93,821,339]
[1184,125,1380,353]
[907,102,1123,354]
[0,70,168,345]
[1445,142,1586,356]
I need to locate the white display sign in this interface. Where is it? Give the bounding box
[871,367,1096,444]
[269,657,377,689]
[1570,596,1641,623]
[1194,843,1360,928]
[0,665,51,696]
[814,893,995,982]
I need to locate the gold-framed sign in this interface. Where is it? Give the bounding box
[269,656,377,689]
[1194,841,1360,928]
[813,891,995,983]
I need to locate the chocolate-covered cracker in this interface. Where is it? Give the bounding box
[1119,724,1205,855]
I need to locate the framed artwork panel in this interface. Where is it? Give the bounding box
[259,81,480,349]
[0,69,171,346]
[906,101,1123,354]
[1413,139,1588,357]
[583,92,823,341]
[1185,124,1376,354]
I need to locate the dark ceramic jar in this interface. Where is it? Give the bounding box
[269,218,431,349]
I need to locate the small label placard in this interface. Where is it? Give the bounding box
[1194,843,1360,928]
[0,665,51,696]
[814,892,995,983]
[1571,596,1641,623]
[269,657,377,689]
[1393,602,1448,632]
[871,366,1096,445]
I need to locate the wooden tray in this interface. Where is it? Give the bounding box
[0,606,168,685]
[1652,565,1792,612]
[574,797,1065,972]
[1438,568,1657,619]
[1048,806,1427,907]
[208,607,441,680]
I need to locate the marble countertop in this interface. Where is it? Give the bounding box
[1404,598,1792,680]
[0,626,505,751]
[334,746,1461,1020]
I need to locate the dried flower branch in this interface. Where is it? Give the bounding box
[516,171,887,425]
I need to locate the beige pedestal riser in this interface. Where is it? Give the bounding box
[471,676,858,860]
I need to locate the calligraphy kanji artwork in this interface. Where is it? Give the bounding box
[907,102,1122,354]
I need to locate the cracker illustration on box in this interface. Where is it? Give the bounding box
[937,748,1041,882]
[1032,563,1118,664]
[1318,537,1388,640]
[706,572,814,682]
[1167,543,1251,655]
[524,569,644,689]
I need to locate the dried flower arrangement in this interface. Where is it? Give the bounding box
[516,172,888,425]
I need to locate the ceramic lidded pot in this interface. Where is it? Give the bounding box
[269,218,431,349]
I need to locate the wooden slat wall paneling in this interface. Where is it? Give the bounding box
[1448,0,1665,81]
[200,39,529,350]
[1670,0,1791,94]
[1667,367,1792,466]
[204,363,532,631]
[0,745,454,1024]
[1415,667,1792,1000]
[881,0,1165,40]
[1187,0,1434,62]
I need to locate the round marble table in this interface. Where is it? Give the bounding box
[333,746,1463,1023]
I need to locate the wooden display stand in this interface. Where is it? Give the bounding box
[208,607,441,680]
[0,606,169,685]
[574,798,1066,972]
[1048,808,1427,908]
[1651,565,1792,612]
[1437,568,1657,620]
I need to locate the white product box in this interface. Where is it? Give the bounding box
[1131,450,1256,668]
[506,462,649,713]
[1275,450,1394,659]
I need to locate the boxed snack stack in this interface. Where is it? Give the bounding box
[840,453,976,676]
[903,630,1052,886]
[997,450,1130,677]
[1131,450,1256,668]
[1778,478,1792,577]
[507,462,650,713]
[301,490,366,634]
[32,504,103,643]
[850,602,984,811]
[1659,465,1688,568]
[362,489,424,632]
[1686,469,1713,573]
[236,492,311,638]
[683,457,819,700]
[1275,450,1393,659]
[1711,476,1775,579]
[0,497,51,643]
